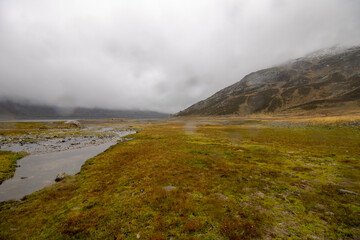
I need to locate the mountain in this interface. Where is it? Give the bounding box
[177,46,360,116]
[0,101,169,120]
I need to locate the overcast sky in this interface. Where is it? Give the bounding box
[0,0,359,113]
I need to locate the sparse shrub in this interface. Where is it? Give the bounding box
[154,214,167,231]
[182,219,204,232]
[148,232,167,240]
[220,213,264,240]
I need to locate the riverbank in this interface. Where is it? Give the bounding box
[0,120,137,201]
[0,120,135,154]
[0,151,27,184]
[0,117,359,239]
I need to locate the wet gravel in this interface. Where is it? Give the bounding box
[0,128,136,154]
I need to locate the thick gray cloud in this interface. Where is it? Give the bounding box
[0,0,359,113]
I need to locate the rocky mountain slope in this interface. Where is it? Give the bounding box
[177,46,360,116]
[0,101,169,120]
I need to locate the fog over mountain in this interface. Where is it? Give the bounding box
[177,46,360,116]
[0,0,360,113]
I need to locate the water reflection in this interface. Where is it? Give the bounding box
[1,141,116,202]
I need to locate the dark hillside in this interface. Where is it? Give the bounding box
[177,46,360,116]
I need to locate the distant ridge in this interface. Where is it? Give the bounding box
[177,46,360,116]
[0,101,169,120]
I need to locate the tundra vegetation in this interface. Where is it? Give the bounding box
[0,151,27,184]
[0,116,359,239]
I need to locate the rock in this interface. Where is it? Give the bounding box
[55,172,68,182]
[315,204,326,210]
[64,120,83,128]
[136,233,140,239]
[163,185,176,192]
[338,189,358,195]
[215,193,228,200]
[254,191,265,198]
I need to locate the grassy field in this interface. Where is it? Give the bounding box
[0,118,359,239]
[0,121,77,136]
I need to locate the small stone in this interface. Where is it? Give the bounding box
[55,172,68,182]
[163,185,176,192]
[255,191,265,198]
[325,211,334,216]
[338,189,358,195]
[243,187,252,192]
[215,193,228,200]
[136,233,140,239]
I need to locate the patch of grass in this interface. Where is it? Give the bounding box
[0,151,27,184]
[0,119,359,239]
[0,121,77,136]
[220,211,265,240]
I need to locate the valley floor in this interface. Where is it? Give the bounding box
[0,116,359,239]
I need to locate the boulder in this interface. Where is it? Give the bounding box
[64,120,82,128]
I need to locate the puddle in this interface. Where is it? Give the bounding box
[0,130,135,202]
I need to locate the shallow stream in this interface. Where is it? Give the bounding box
[0,130,135,202]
